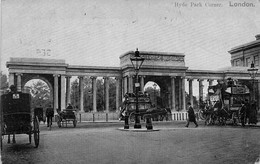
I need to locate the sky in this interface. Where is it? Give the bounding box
[1,0,260,75]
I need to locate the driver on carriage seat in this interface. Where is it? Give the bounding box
[66,103,73,110]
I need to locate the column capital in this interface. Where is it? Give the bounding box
[207,79,213,82]
[53,74,60,77]
[103,76,109,80]
[170,76,176,79]
[197,79,204,82]
[90,76,97,79]
[115,76,122,80]
[180,76,185,79]
[66,75,72,79]
[78,76,84,80]
[15,73,23,76]
[187,78,193,82]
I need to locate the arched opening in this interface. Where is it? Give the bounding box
[144,81,161,107]
[24,79,53,111]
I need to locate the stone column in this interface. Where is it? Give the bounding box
[171,77,176,111]
[91,76,97,112]
[66,76,71,106]
[16,73,23,92]
[182,77,186,111]
[115,77,122,111]
[188,79,193,107]
[79,76,84,112]
[167,85,171,108]
[8,73,15,87]
[128,76,133,93]
[104,77,110,112]
[208,79,213,86]
[207,79,213,100]
[60,75,66,110]
[179,78,182,110]
[140,76,145,92]
[124,76,128,95]
[53,74,59,114]
[198,79,204,105]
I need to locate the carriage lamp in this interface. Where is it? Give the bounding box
[247,61,258,101]
[130,48,145,129]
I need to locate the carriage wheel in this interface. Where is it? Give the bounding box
[73,120,77,128]
[33,116,40,148]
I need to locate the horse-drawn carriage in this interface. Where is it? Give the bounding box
[56,109,77,128]
[119,92,171,122]
[1,90,40,149]
[199,82,250,126]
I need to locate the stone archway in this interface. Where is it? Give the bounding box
[144,76,172,108]
[22,74,54,107]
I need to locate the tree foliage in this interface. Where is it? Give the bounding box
[70,77,117,112]
[26,80,52,109]
[0,72,9,93]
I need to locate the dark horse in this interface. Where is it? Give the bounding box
[208,101,237,126]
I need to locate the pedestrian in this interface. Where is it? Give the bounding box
[185,102,198,128]
[245,99,250,124]
[46,105,54,127]
[239,100,246,127]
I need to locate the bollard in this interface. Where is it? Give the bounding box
[146,115,153,130]
[124,115,129,129]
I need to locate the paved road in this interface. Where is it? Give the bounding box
[1,121,260,164]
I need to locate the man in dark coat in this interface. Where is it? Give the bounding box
[239,101,247,127]
[185,102,198,128]
[244,99,250,124]
[46,105,54,127]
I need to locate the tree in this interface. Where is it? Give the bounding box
[69,77,117,112]
[109,78,116,111]
[83,78,92,112]
[0,72,9,93]
[70,80,79,110]
[144,86,160,105]
[96,79,104,112]
[27,80,52,109]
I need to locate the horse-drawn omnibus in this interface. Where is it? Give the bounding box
[200,81,250,125]
[119,92,171,122]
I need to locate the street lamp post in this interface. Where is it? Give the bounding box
[130,48,145,129]
[247,62,258,102]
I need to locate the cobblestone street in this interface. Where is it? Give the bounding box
[1,121,260,164]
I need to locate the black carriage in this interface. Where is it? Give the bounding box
[1,91,40,149]
[56,109,77,128]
